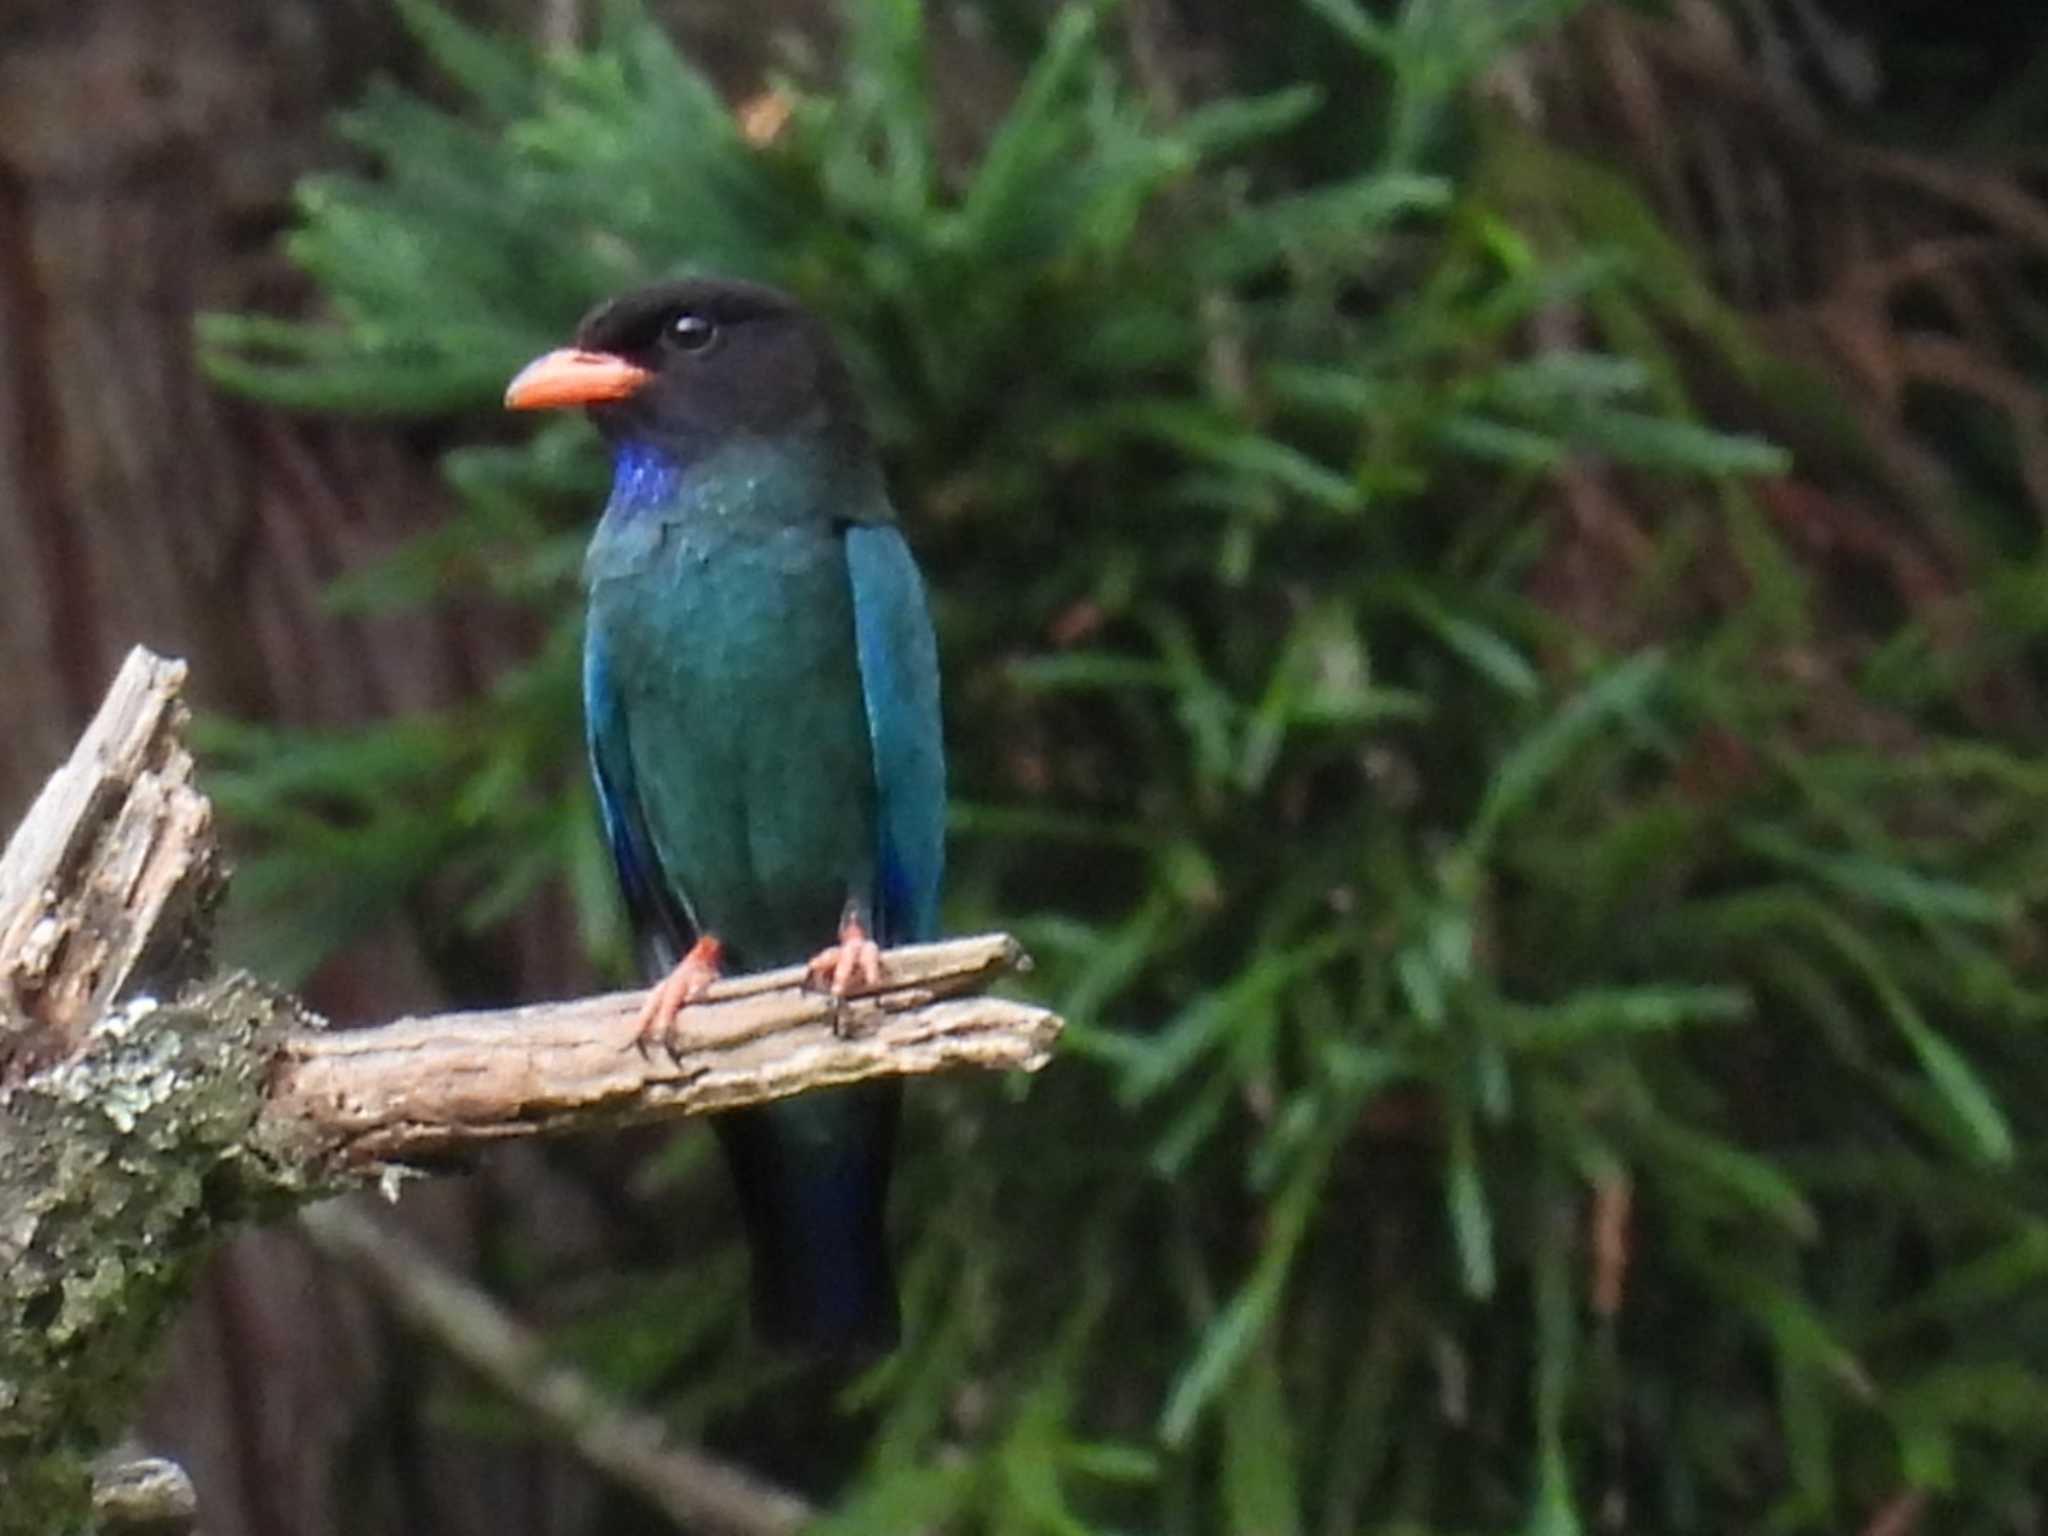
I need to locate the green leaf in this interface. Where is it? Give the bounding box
[1221,1339,1302,1536]
[390,0,538,117]
[1469,650,1667,850]
[1160,1116,1341,1444]
[1631,1117,1819,1240]
[1739,825,2016,926]
[1447,1101,1497,1298]
[1488,984,1752,1050]
[1120,933,1350,1104]
[1811,913,2015,1164]
[1173,85,1324,155]
[1298,0,1392,55]
[1394,588,1543,699]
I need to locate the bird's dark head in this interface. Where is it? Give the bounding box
[505,278,866,460]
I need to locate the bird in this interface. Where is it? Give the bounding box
[504,277,944,1354]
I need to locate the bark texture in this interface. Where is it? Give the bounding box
[0,651,221,1083]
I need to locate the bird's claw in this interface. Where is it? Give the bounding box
[805,917,884,1000]
[632,936,724,1060]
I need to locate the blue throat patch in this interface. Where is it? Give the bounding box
[607,439,684,517]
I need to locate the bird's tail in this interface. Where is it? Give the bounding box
[713,1081,901,1355]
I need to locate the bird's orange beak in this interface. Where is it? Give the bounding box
[504,348,653,410]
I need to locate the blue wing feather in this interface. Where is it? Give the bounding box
[844,523,945,946]
[584,624,692,976]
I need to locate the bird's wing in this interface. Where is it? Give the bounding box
[584,623,694,976]
[844,522,945,945]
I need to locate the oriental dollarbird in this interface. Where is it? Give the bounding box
[505,279,944,1354]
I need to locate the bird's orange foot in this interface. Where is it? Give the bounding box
[805,913,883,1000]
[633,935,724,1059]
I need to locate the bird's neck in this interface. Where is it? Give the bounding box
[607,439,687,518]
[601,433,879,526]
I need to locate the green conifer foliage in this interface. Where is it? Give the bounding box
[202,2,2048,1530]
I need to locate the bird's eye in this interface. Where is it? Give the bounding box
[667,313,718,353]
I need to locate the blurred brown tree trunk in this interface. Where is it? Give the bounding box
[0,5,599,1534]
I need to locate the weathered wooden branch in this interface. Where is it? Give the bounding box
[0,649,1062,1535]
[0,650,221,1084]
[265,931,1052,1174]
